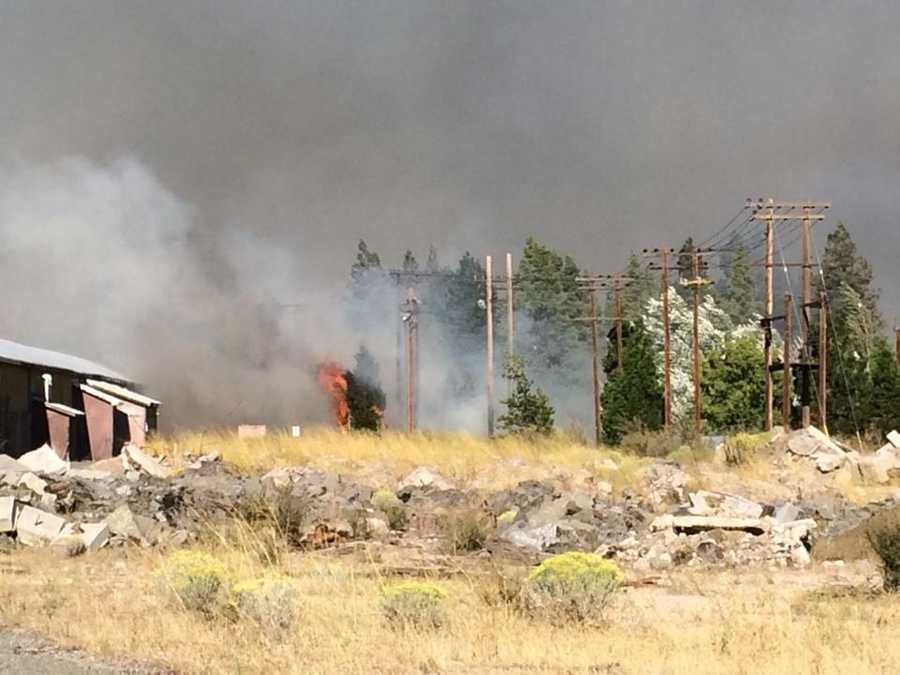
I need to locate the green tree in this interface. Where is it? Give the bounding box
[702,335,764,432]
[621,253,656,322]
[720,244,758,323]
[498,354,554,435]
[819,223,880,323]
[861,338,900,435]
[601,321,663,444]
[425,245,440,273]
[517,237,585,371]
[402,249,419,273]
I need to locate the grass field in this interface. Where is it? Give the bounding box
[0,542,895,674]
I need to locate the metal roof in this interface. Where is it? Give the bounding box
[80,384,126,406]
[0,338,130,383]
[86,379,160,407]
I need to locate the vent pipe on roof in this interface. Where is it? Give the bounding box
[42,373,52,402]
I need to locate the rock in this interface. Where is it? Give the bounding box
[261,468,294,490]
[78,522,110,552]
[39,494,57,511]
[67,469,113,481]
[400,467,456,491]
[0,496,17,532]
[888,430,900,449]
[365,517,390,538]
[688,491,764,519]
[90,456,124,474]
[18,472,47,495]
[773,502,801,524]
[672,515,766,536]
[649,551,673,571]
[500,522,558,552]
[15,505,66,546]
[695,538,724,563]
[50,535,86,558]
[815,452,847,473]
[122,444,171,479]
[650,514,675,531]
[854,454,895,485]
[106,505,149,543]
[125,470,141,482]
[646,462,688,508]
[18,445,68,475]
[593,480,613,497]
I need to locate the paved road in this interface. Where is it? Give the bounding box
[0,627,171,674]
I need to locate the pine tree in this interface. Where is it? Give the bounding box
[702,335,764,432]
[517,237,585,371]
[425,245,440,273]
[720,244,758,323]
[862,338,900,435]
[621,253,656,322]
[498,354,554,435]
[819,223,880,323]
[402,249,419,273]
[600,321,663,444]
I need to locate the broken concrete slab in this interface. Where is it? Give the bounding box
[0,496,17,532]
[888,430,900,449]
[18,472,47,495]
[16,505,66,546]
[67,468,113,481]
[18,445,68,475]
[688,491,764,519]
[773,502,801,524]
[672,515,766,536]
[105,504,149,543]
[815,451,847,473]
[122,444,171,479]
[56,522,110,553]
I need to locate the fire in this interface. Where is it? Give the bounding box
[316,361,349,430]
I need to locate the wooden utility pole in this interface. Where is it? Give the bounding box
[800,206,813,428]
[506,253,515,356]
[589,289,602,446]
[818,289,828,432]
[782,293,793,430]
[751,198,829,430]
[682,252,713,435]
[403,287,419,433]
[895,326,900,367]
[485,255,495,437]
[660,250,673,428]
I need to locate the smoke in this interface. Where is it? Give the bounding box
[0,3,898,429]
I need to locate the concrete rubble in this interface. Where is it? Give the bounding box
[0,435,893,579]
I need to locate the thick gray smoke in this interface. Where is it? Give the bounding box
[0,3,898,428]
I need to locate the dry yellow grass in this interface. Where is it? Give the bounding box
[0,543,897,674]
[147,428,647,492]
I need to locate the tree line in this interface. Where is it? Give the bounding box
[346,224,900,441]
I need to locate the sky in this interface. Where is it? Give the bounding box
[0,1,897,428]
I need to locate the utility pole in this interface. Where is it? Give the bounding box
[782,293,792,430]
[576,274,634,446]
[485,255,495,437]
[644,249,675,428]
[751,198,829,430]
[589,288,601,446]
[895,325,900,368]
[402,287,419,433]
[683,251,712,435]
[506,253,515,357]
[800,206,813,428]
[819,289,828,432]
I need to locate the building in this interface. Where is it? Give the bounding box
[0,338,160,460]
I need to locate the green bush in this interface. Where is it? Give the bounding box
[157,550,228,615]
[620,425,684,458]
[524,552,623,623]
[441,510,490,553]
[231,575,299,633]
[379,581,447,628]
[868,528,900,592]
[722,431,771,466]
[372,488,408,531]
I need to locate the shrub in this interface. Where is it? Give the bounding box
[441,510,490,553]
[620,426,684,458]
[372,488,408,531]
[379,581,447,628]
[524,552,623,623]
[157,550,228,615]
[477,566,526,609]
[868,527,900,592]
[722,431,770,466]
[231,575,299,634]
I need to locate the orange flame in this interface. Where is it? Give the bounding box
[316,361,349,430]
